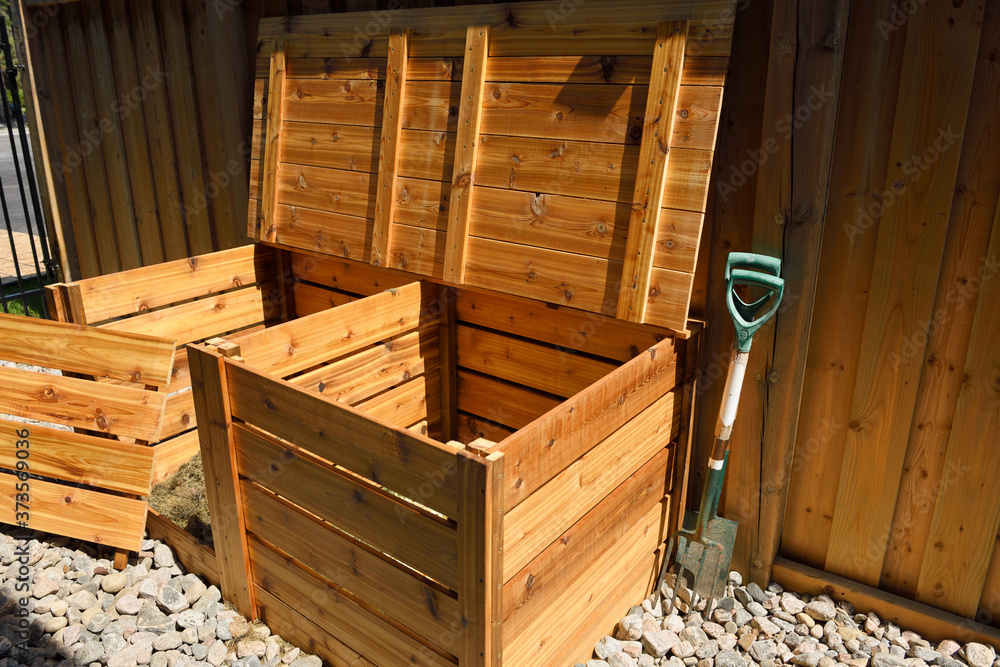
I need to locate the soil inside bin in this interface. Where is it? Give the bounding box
[146,453,214,547]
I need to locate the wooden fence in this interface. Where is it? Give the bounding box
[691,0,1000,638]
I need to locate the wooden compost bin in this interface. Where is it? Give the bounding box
[187,269,695,667]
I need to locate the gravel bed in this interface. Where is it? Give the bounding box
[0,528,321,667]
[580,572,998,667]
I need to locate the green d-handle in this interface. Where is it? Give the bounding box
[725,253,784,352]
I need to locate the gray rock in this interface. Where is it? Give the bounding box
[871,654,907,667]
[734,588,753,606]
[115,595,142,616]
[782,594,807,615]
[84,613,109,635]
[751,616,781,637]
[750,640,779,662]
[641,630,679,658]
[66,591,97,611]
[746,583,769,604]
[233,657,263,667]
[597,636,624,660]
[695,641,720,660]
[176,610,205,629]
[746,601,768,618]
[715,650,744,667]
[805,601,836,622]
[100,633,126,657]
[99,573,126,595]
[152,545,175,569]
[136,612,174,635]
[792,652,826,667]
[673,641,696,658]
[680,627,709,646]
[962,644,996,667]
[207,640,228,667]
[106,641,152,667]
[71,642,101,666]
[289,656,320,667]
[155,586,188,614]
[33,578,60,600]
[618,615,643,641]
[728,572,743,587]
[151,653,169,667]
[152,632,183,651]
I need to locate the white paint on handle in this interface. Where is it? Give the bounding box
[715,350,748,439]
[708,458,725,470]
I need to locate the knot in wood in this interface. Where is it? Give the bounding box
[130,371,142,383]
[679,109,689,119]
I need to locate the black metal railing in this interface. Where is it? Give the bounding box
[0,12,57,318]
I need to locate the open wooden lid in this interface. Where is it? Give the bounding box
[249,0,736,331]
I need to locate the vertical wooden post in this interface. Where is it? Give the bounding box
[438,285,459,441]
[261,42,286,243]
[370,29,409,267]
[457,447,504,666]
[617,21,688,322]
[274,247,296,322]
[187,344,256,618]
[443,25,489,284]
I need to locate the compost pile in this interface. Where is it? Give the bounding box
[0,529,320,667]
[582,572,997,667]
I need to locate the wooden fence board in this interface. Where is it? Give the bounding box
[371,30,409,267]
[354,372,437,428]
[0,365,166,441]
[269,204,371,263]
[226,361,461,518]
[150,430,201,486]
[261,42,287,242]
[826,0,985,586]
[0,418,154,496]
[0,472,146,551]
[290,282,357,316]
[457,370,560,431]
[146,508,219,586]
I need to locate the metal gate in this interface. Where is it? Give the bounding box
[0,10,56,318]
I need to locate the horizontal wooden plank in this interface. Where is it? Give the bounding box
[226,360,461,518]
[284,78,383,127]
[457,370,561,431]
[243,483,462,648]
[280,55,728,87]
[291,282,358,317]
[0,472,146,550]
[402,81,461,133]
[251,545,455,667]
[290,250,416,295]
[101,284,279,347]
[503,500,664,665]
[480,83,720,150]
[270,203,372,262]
[475,134,712,211]
[354,372,437,428]
[70,245,277,323]
[399,129,455,183]
[279,120,379,173]
[150,430,201,486]
[235,424,459,590]
[644,266,696,331]
[464,236,620,316]
[0,314,176,387]
[455,286,673,362]
[496,336,679,508]
[259,1,736,57]
[145,508,219,586]
[772,558,1000,648]
[503,390,679,581]
[291,328,438,405]
[0,418,154,495]
[255,586,371,667]
[0,365,167,441]
[457,413,515,445]
[277,163,376,218]
[235,281,436,379]
[456,324,617,399]
[503,447,670,629]
[471,185,703,271]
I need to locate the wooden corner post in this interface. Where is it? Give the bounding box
[260,41,286,242]
[457,447,504,666]
[370,29,410,267]
[187,344,256,618]
[617,21,688,322]
[444,25,489,284]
